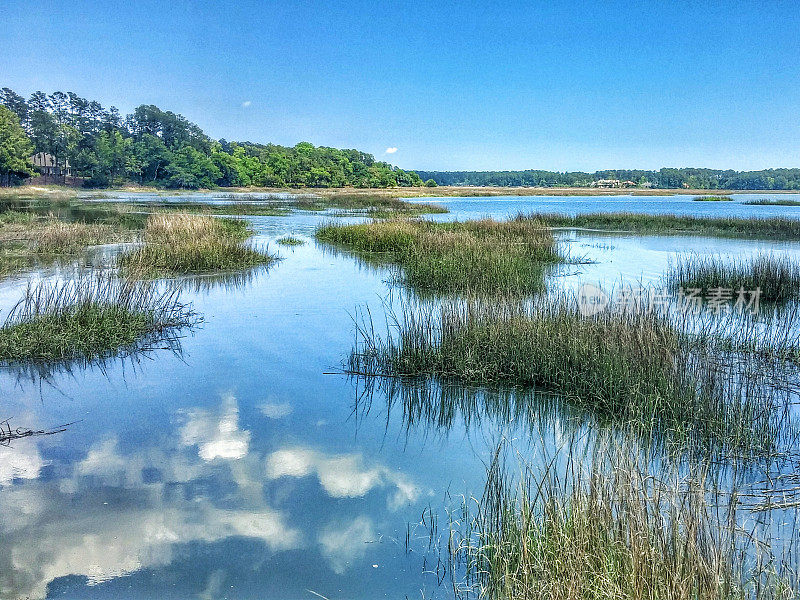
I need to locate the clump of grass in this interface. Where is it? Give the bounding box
[533,212,800,239]
[0,245,34,276]
[295,194,448,216]
[744,198,800,206]
[316,218,564,295]
[445,439,798,600]
[350,295,795,453]
[0,271,195,362]
[35,221,121,254]
[276,236,305,246]
[694,195,734,201]
[119,213,277,278]
[667,254,800,302]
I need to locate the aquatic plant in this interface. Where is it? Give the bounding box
[276,236,305,246]
[0,270,195,362]
[667,253,800,302]
[316,217,566,295]
[349,294,799,454]
[532,212,800,239]
[34,221,123,254]
[119,213,277,278]
[743,198,800,206]
[442,438,799,600]
[693,195,734,201]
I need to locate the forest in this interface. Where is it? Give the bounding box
[0,87,424,188]
[416,168,800,190]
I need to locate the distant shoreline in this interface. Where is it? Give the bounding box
[13,183,800,199]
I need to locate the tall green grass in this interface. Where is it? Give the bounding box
[276,235,305,246]
[694,195,734,201]
[119,213,277,278]
[532,212,800,239]
[743,199,800,206]
[349,295,798,454]
[443,439,798,600]
[0,271,195,362]
[316,218,565,295]
[667,254,800,302]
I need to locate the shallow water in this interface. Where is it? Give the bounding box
[2,193,800,599]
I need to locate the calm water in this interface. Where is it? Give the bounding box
[2,193,800,600]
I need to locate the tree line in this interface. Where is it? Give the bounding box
[0,87,424,188]
[416,168,800,190]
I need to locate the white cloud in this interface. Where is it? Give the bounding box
[265,446,419,508]
[385,147,398,154]
[259,401,293,419]
[241,100,252,108]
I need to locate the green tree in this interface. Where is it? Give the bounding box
[0,106,34,186]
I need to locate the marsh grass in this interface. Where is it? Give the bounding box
[35,221,123,254]
[694,195,734,201]
[316,218,565,295]
[0,271,195,362]
[349,294,799,454]
[293,194,448,216]
[0,200,148,278]
[744,199,800,207]
[276,236,305,246]
[443,439,799,600]
[667,254,800,302]
[118,213,277,278]
[0,245,34,277]
[534,212,800,239]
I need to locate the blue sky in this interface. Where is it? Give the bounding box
[2,0,799,171]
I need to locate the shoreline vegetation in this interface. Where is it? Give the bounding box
[0,271,194,363]
[4,88,800,192]
[13,184,800,199]
[315,217,567,295]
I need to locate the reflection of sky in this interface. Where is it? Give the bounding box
[2,193,800,599]
[0,392,436,599]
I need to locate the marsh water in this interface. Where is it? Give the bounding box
[3,193,800,599]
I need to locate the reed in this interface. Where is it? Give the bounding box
[444,438,798,600]
[744,199,800,207]
[0,270,195,362]
[34,221,122,254]
[349,294,798,454]
[276,236,305,246]
[667,254,800,302]
[532,212,800,239]
[694,195,734,201]
[316,218,565,295]
[118,213,277,278]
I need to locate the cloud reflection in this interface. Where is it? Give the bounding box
[318,516,376,574]
[0,393,421,598]
[180,393,251,461]
[265,446,420,509]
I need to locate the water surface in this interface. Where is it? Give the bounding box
[3,193,800,599]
